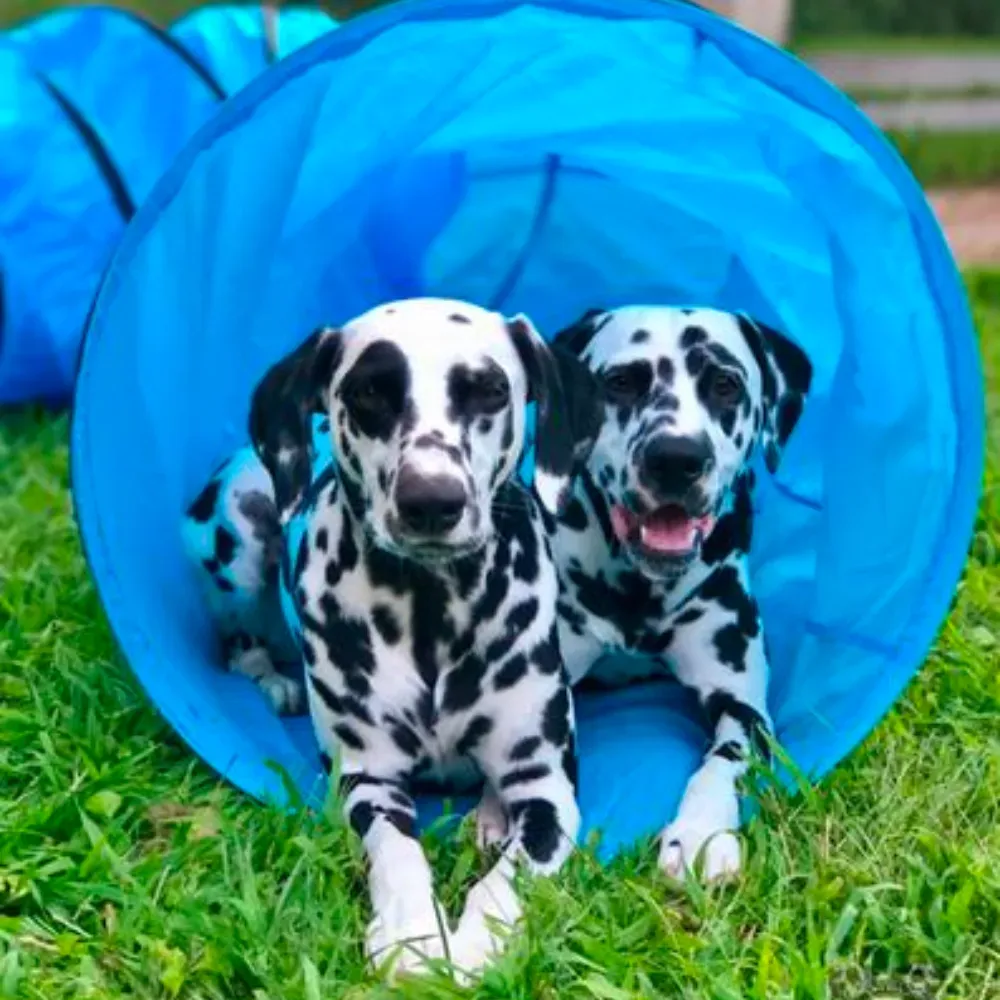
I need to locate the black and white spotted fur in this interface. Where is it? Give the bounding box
[183,298,601,980]
[551,306,812,881]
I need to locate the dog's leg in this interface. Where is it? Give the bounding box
[183,453,303,715]
[659,566,771,883]
[449,707,580,978]
[339,770,450,980]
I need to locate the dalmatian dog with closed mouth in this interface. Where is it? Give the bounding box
[550,305,812,882]
[182,298,602,980]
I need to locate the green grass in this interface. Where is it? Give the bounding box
[849,85,1000,103]
[883,130,1000,189]
[0,271,998,998]
[794,34,1000,56]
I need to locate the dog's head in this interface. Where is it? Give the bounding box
[556,306,812,580]
[250,297,601,563]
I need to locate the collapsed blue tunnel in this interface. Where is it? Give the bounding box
[0,3,335,406]
[71,0,984,858]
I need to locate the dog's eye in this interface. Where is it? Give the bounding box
[602,365,649,402]
[470,372,509,414]
[711,370,743,404]
[351,377,382,404]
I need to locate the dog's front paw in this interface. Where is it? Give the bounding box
[366,907,450,980]
[448,875,521,981]
[658,820,741,883]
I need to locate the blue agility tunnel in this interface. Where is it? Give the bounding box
[0,4,335,407]
[71,0,984,859]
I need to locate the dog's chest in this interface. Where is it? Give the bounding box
[290,504,551,766]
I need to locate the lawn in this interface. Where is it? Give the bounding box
[0,272,997,999]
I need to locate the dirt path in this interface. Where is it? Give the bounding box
[929,187,1000,266]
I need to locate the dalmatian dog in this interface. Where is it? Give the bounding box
[550,305,812,882]
[183,298,602,980]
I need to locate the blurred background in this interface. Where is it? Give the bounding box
[2,0,998,265]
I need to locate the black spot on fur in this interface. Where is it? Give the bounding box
[315,527,329,552]
[302,639,316,667]
[188,478,220,522]
[215,577,234,593]
[333,723,365,751]
[449,313,471,324]
[311,675,342,714]
[697,566,760,638]
[631,328,650,344]
[292,534,309,584]
[561,497,589,532]
[532,634,561,675]
[340,340,411,442]
[674,606,704,626]
[542,688,570,746]
[557,599,587,635]
[510,798,561,865]
[703,691,770,760]
[562,740,579,791]
[702,474,753,564]
[202,557,220,575]
[509,736,542,761]
[344,670,371,699]
[456,715,493,756]
[342,695,374,725]
[385,809,416,838]
[471,536,511,622]
[214,526,237,564]
[714,740,743,762]
[390,723,422,757]
[493,654,529,691]
[680,325,708,349]
[348,800,374,838]
[442,653,488,713]
[713,624,749,672]
[656,357,674,384]
[319,751,333,774]
[372,605,402,645]
[454,550,485,601]
[500,764,551,789]
[411,574,452,690]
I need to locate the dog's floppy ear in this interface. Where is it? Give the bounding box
[737,314,813,474]
[553,307,609,357]
[249,326,343,520]
[507,313,604,515]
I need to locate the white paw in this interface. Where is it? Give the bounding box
[474,791,508,851]
[258,672,305,716]
[658,822,741,883]
[366,909,450,980]
[448,876,521,980]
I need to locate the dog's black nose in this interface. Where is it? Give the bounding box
[396,467,467,536]
[640,434,714,495]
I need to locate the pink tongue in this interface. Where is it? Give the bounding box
[640,513,697,553]
[612,505,713,554]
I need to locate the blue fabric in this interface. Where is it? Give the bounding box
[0,5,336,407]
[0,45,125,406]
[171,5,336,96]
[71,0,984,860]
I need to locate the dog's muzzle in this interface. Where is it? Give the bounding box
[613,433,718,566]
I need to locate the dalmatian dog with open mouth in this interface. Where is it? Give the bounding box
[550,305,812,882]
[182,298,601,980]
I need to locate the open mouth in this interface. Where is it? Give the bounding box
[610,503,716,560]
